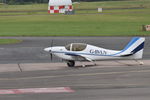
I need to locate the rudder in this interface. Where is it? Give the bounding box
[121,37,145,59]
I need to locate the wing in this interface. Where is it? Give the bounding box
[65,52,93,62]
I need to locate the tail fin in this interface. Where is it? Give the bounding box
[120,37,145,59]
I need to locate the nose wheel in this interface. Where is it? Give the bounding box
[67,60,75,67]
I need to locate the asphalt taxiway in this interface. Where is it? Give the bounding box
[0,37,150,100]
[0,60,149,73]
[0,63,150,100]
[0,37,149,63]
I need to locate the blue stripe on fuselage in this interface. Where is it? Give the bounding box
[52,37,142,57]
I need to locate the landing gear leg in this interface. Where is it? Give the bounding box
[90,60,96,66]
[93,61,96,66]
[81,61,96,67]
[67,60,75,67]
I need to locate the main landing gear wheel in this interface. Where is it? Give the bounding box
[67,60,75,67]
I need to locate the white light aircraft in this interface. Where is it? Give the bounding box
[44,37,145,67]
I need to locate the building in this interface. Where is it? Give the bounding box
[48,0,73,13]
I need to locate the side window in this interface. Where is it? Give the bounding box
[65,43,87,51]
[72,43,87,51]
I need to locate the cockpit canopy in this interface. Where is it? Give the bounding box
[65,43,87,51]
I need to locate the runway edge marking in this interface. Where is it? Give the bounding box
[0,87,75,95]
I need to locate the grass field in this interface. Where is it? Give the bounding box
[0,0,150,36]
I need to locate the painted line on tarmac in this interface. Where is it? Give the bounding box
[0,69,150,81]
[0,87,74,95]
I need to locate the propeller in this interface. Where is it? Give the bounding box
[49,39,54,61]
[51,39,53,47]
